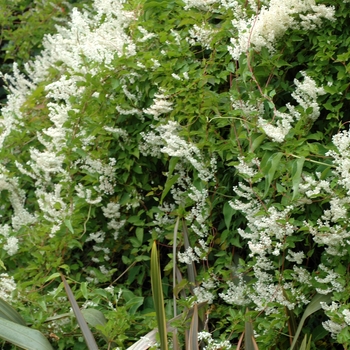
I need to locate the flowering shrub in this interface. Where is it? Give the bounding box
[1,0,350,348]
[0,0,90,103]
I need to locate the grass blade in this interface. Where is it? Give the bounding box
[299,334,312,350]
[173,216,181,350]
[60,274,99,350]
[236,332,244,350]
[151,241,168,350]
[245,308,259,350]
[290,293,331,350]
[173,216,180,316]
[245,322,259,350]
[173,331,181,350]
[187,303,199,350]
[127,303,207,350]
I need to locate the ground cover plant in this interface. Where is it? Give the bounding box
[1,0,350,348]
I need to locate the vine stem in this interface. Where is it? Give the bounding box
[289,153,336,168]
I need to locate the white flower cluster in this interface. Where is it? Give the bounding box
[178,247,199,264]
[187,24,216,50]
[137,26,157,42]
[0,63,35,148]
[141,120,216,182]
[342,309,350,326]
[193,286,215,304]
[219,277,249,306]
[320,302,350,339]
[328,130,350,194]
[299,5,337,31]
[250,273,295,313]
[30,0,136,79]
[1,0,136,164]
[0,225,18,256]
[314,264,343,295]
[197,331,231,350]
[258,73,325,143]
[193,277,218,304]
[153,202,176,235]
[75,157,117,196]
[231,189,295,247]
[0,0,138,250]
[322,319,346,339]
[187,187,209,227]
[103,202,126,240]
[291,266,312,287]
[229,0,335,60]
[175,181,211,262]
[298,131,350,256]
[182,0,218,10]
[258,110,297,143]
[231,97,264,119]
[0,273,17,302]
[0,173,36,231]
[298,172,332,198]
[83,202,125,263]
[228,180,302,312]
[36,184,71,233]
[235,156,260,178]
[291,71,326,121]
[143,91,173,120]
[285,250,305,264]
[306,220,350,257]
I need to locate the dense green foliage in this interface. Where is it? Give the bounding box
[1,0,350,349]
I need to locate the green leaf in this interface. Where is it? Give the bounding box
[136,227,144,245]
[0,317,53,350]
[80,309,107,328]
[160,174,180,204]
[291,157,305,200]
[80,282,89,300]
[227,62,235,73]
[168,157,179,178]
[251,134,266,152]
[44,272,61,283]
[223,202,235,229]
[150,241,168,350]
[261,152,283,197]
[0,298,26,326]
[81,308,110,345]
[173,279,188,298]
[64,219,74,234]
[125,297,144,315]
[61,274,99,350]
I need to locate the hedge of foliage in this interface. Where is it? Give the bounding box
[1,0,350,349]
